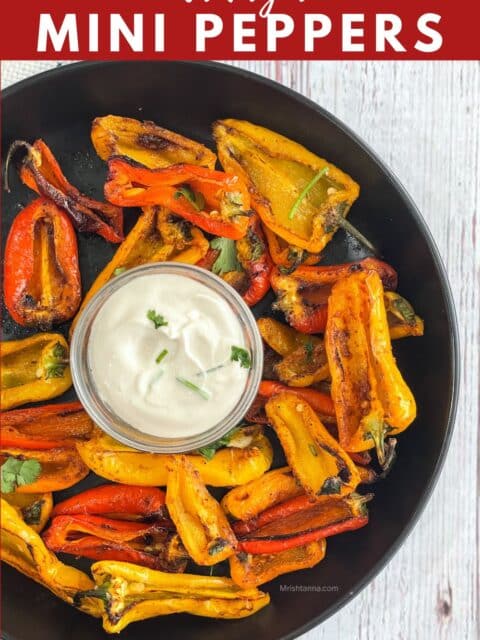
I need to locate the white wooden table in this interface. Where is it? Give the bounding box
[2,60,478,640]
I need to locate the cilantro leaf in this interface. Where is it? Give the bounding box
[230,346,252,369]
[210,238,241,275]
[197,428,239,460]
[1,457,41,493]
[147,309,168,329]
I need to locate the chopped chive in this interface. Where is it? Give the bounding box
[155,349,168,364]
[195,363,225,377]
[176,377,210,400]
[288,167,329,220]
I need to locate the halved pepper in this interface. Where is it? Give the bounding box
[7,139,124,243]
[258,318,329,386]
[3,492,53,532]
[43,514,184,572]
[236,492,370,554]
[265,392,360,498]
[271,258,398,334]
[1,334,72,410]
[91,114,217,169]
[4,198,81,328]
[1,401,93,450]
[258,381,335,418]
[1,498,97,610]
[76,426,273,488]
[214,119,360,252]
[75,561,270,632]
[104,158,251,239]
[221,466,303,522]
[229,540,326,589]
[325,270,416,462]
[166,456,237,566]
[70,205,208,335]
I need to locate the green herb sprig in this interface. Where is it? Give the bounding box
[1,457,41,493]
[230,346,251,369]
[147,310,168,329]
[210,237,241,275]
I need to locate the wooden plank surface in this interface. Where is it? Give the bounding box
[2,60,479,640]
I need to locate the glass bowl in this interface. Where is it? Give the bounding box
[71,262,263,453]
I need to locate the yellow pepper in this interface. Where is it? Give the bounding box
[71,205,208,335]
[265,392,361,498]
[3,492,53,532]
[0,498,98,613]
[1,333,72,410]
[214,119,359,253]
[229,540,326,589]
[325,270,416,463]
[75,560,270,633]
[166,456,237,565]
[76,427,273,488]
[91,114,217,169]
[221,466,303,522]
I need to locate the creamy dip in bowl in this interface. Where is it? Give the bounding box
[71,263,263,452]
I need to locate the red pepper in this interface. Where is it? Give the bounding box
[237,516,368,554]
[104,157,251,240]
[238,217,274,306]
[7,139,124,243]
[271,258,398,334]
[235,492,371,554]
[52,484,167,520]
[4,198,81,328]
[0,402,93,450]
[258,381,335,417]
[42,514,181,571]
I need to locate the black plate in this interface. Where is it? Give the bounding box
[1,61,459,640]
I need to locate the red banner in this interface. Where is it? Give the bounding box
[0,0,478,59]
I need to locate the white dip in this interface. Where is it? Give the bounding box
[88,273,250,438]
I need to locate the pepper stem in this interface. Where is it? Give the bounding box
[3,140,35,193]
[369,421,388,467]
[325,209,379,256]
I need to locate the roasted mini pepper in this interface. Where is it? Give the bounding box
[1,333,72,410]
[1,401,93,450]
[221,466,303,522]
[214,119,360,253]
[91,115,217,169]
[76,426,273,487]
[265,392,360,498]
[4,198,81,328]
[75,561,270,633]
[6,139,123,243]
[166,456,237,566]
[52,483,167,519]
[1,498,97,610]
[70,205,208,335]
[271,258,398,334]
[230,539,326,589]
[325,270,416,463]
[235,492,370,555]
[258,318,329,386]
[3,492,53,532]
[259,381,335,417]
[104,158,251,239]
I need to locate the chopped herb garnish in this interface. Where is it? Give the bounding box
[155,349,168,364]
[210,237,241,275]
[1,457,41,493]
[45,342,68,379]
[176,377,210,400]
[308,443,318,457]
[174,186,205,211]
[147,309,168,329]
[230,346,251,369]
[195,363,225,377]
[197,427,239,460]
[304,339,314,362]
[288,167,329,220]
[113,267,127,277]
